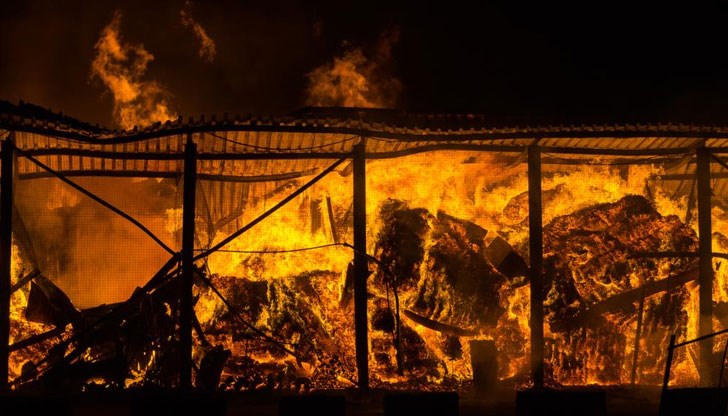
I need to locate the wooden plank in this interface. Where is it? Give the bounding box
[578,267,699,321]
[402,309,477,337]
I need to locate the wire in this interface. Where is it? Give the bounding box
[205,131,358,151]
[541,152,683,166]
[194,242,346,254]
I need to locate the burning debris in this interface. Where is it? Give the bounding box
[9,260,218,392]
[538,194,698,384]
[3,149,708,392]
[367,199,521,382]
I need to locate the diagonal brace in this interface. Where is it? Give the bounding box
[15,146,175,255]
[194,157,346,261]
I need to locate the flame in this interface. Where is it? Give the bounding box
[8,148,719,390]
[9,241,61,382]
[91,10,176,129]
[305,29,401,108]
[180,1,216,63]
[201,153,691,388]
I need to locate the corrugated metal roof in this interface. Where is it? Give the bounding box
[4,100,728,183]
[9,101,728,238]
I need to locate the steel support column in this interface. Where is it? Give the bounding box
[353,140,369,391]
[528,145,545,388]
[696,146,714,386]
[0,136,14,391]
[180,136,197,389]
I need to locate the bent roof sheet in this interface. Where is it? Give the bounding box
[4,101,728,182]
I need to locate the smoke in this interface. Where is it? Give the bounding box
[14,177,179,309]
[90,10,176,129]
[305,28,402,108]
[180,1,216,63]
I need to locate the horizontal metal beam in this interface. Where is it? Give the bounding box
[365,144,526,158]
[659,172,728,180]
[3,122,727,147]
[15,147,176,255]
[23,148,350,160]
[23,148,182,160]
[539,146,692,156]
[19,169,317,183]
[197,152,351,160]
[11,144,709,163]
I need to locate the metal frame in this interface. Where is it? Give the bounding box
[0,136,14,390]
[2,121,727,392]
[697,145,714,386]
[528,145,544,388]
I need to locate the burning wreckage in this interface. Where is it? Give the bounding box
[2,103,728,393]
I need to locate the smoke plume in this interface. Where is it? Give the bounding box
[90,10,176,129]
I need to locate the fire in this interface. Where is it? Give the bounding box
[191,152,703,389]
[180,1,216,63]
[305,29,401,108]
[7,0,720,392]
[90,10,176,129]
[7,143,719,391]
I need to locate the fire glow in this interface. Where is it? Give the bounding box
[2,9,727,395]
[5,144,723,390]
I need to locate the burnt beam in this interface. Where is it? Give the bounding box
[696,145,714,387]
[579,267,699,320]
[0,136,14,391]
[180,136,197,389]
[18,169,317,183]
[9,326,65,353]
[528,144,544,388]
[353,139,369,391]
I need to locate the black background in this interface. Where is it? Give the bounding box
[2,0,727,126]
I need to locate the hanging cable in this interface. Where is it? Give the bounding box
[205,131,358,151]
[194,242,345,254]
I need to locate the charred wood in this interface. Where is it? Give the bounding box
[484,236,529,284]
[11,268,40,294]
[196,345,231,391]
[539,194,698,383]
[402,309,477,337]
[576,267,699,324]
[25,275,81,327]
[9,326,65,353]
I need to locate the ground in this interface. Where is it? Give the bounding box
[0,384,667,415]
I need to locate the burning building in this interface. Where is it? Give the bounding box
[0,101,727,396]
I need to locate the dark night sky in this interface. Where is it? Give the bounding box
[2,0,728,126]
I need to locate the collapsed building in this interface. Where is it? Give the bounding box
[1,101,728,392]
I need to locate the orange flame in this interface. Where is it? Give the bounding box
[180,1,216,63]
[305,29,401,108]
[90,10,176,129]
